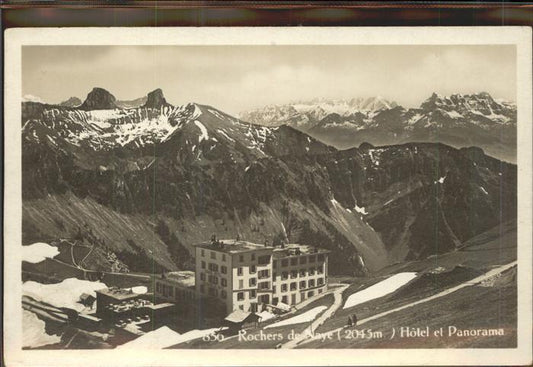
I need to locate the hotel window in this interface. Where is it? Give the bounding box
[290,258,297,266]
[300,256,307,264]
[239,279,244,289]
[258,281,270,290]
[200,273,206,281]
[273,260,278,268]
[317,278,324,286]
[249,278,257,287]
[317,265,323,274]
[273,285,276,293]
[201,249,205,257]
[237,292,244,301]
[290,282,297,291]
[258,269,269,279]
[222,254,226,261]
[213,276,219,285]
[209,263,219,272]
[309,279,315,287]
[299,269,306,277]
[317,254,325,262]
[282,295,288,304]
[251,253,256,261]
[281,259,288,267]
[221,265,227,274]
[221,278,227,287]
[201,261,206,269]
[211,251,216,259]
[258,255,270,265]
[250,290,257,299]
[221,290,227,299]
[299,280,306,289]
[309,268,315,275]
[309,255,316,263]
[281,271,288,280]
[239,255,244,262]
[281,284,288,292]
[290,270,298,279]
[250,265,257,274]
[237,267,243,276]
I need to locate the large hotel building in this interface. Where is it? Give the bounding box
[195,240,329,314]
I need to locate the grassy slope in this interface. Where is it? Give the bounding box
[302,273,516,348]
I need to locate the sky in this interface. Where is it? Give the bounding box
[22,45,516,115]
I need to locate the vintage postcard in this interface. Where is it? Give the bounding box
[3,27,532,366]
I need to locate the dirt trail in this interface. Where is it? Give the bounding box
[281,284,349,348]
[293,261,517,348]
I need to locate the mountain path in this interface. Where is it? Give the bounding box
[292,260,517,348]
[281,284,349,349]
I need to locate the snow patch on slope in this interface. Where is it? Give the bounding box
[194,120,209,142]
[23,278,107,312]
[22,242,60,264]
[343,272,417,309]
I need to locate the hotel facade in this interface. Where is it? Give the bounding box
[195,240,329,314]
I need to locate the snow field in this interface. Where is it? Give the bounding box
[343,272,418,309]
[22,242,60,264]
[23,278,107,312]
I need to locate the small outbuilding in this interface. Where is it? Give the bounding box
[223,310,260,334]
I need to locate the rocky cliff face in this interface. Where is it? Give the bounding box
[143,88,170,109]
[79,87,118,110]
[21,88,517,276]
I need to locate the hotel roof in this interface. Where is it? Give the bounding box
[196,240,274,254]
[196,240,329,256]
[273,244,330,258]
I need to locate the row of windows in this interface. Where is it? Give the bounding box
[277,267,324,280]
[201,261,229,274]
[200,249,228,262]
[278,278,324,292]
[279,288,323,305]
[199,272,228,287]
[199,249,271,265]
[199,285,228,299]
[237,290,256,301]
[274,254,326,268]
[156,282,195,300]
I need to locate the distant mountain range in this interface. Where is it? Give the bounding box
[21,88,517,276]
[239,93,517,163]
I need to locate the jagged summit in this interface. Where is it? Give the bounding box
[143,88,170,109]
[80,87,117,110]
[59,96,82,108]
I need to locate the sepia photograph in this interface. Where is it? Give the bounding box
[4,27,532,366]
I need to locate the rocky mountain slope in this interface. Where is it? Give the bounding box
[21,88,517,276]
[240,93,517,163]
[59,97,82,108]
